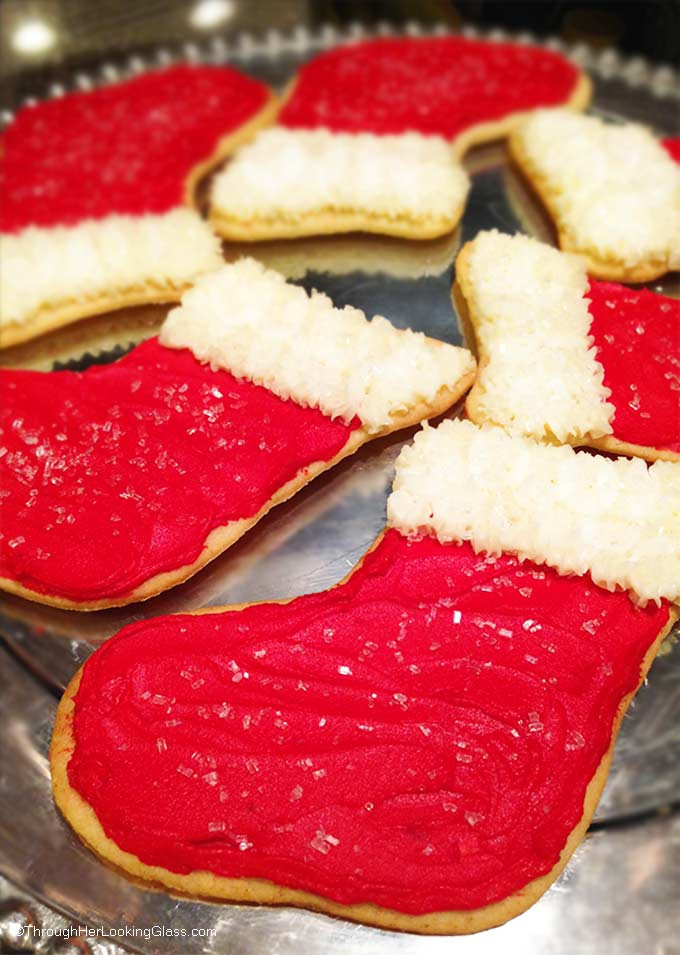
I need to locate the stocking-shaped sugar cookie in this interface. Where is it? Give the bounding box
[51,420,678,933]
[0,259,475,609]
[0,64,277,347]
[455,230,680,461]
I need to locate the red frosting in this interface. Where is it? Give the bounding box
[0,339,358,602]
[68,529,669,914]
[0,64,269,233]
[587,281,680,454]
[279,37,581,140]
[662,138,680,164]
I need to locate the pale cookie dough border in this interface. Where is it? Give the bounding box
[0,286,187,351]
[0,93,279,350]
[452,241,680,464]
[50,543,677,935]
[1,360,475,611]
[507,128,676,283]
[588,434,680,464]
[210,206,465,243]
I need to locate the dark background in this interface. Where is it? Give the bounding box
[1,0,679,110]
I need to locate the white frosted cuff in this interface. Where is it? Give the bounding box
[387,419,680,606]
[0,209,223,329]
[512,110,680,271]
[159,258,475,433]
[210,128,469,225]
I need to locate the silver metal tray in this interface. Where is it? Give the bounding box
[1,22,679,955]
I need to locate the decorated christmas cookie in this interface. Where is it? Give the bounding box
[209,128,470,241]
[455,230,680,461]
[279,36,590,156]
[0,259,475,610]
[0,64,277,347]
[509,110,680,282]
[51,420,677,933]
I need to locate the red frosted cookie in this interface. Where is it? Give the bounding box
[457,231,680,461]
[587,281,680,459]
[279,36,590,154]
[0,64,277,348]
[0,339,357,606]
[50,421,677,933]
[0,259,475,609]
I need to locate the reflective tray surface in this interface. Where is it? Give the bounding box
[0,23,679,955]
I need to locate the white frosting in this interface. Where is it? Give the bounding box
[463,231,614,442]
[513,110,680,270]
[0,210,223,328]
[387,419,680,606]
[159,258,475,433]
[210,128,470,225]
